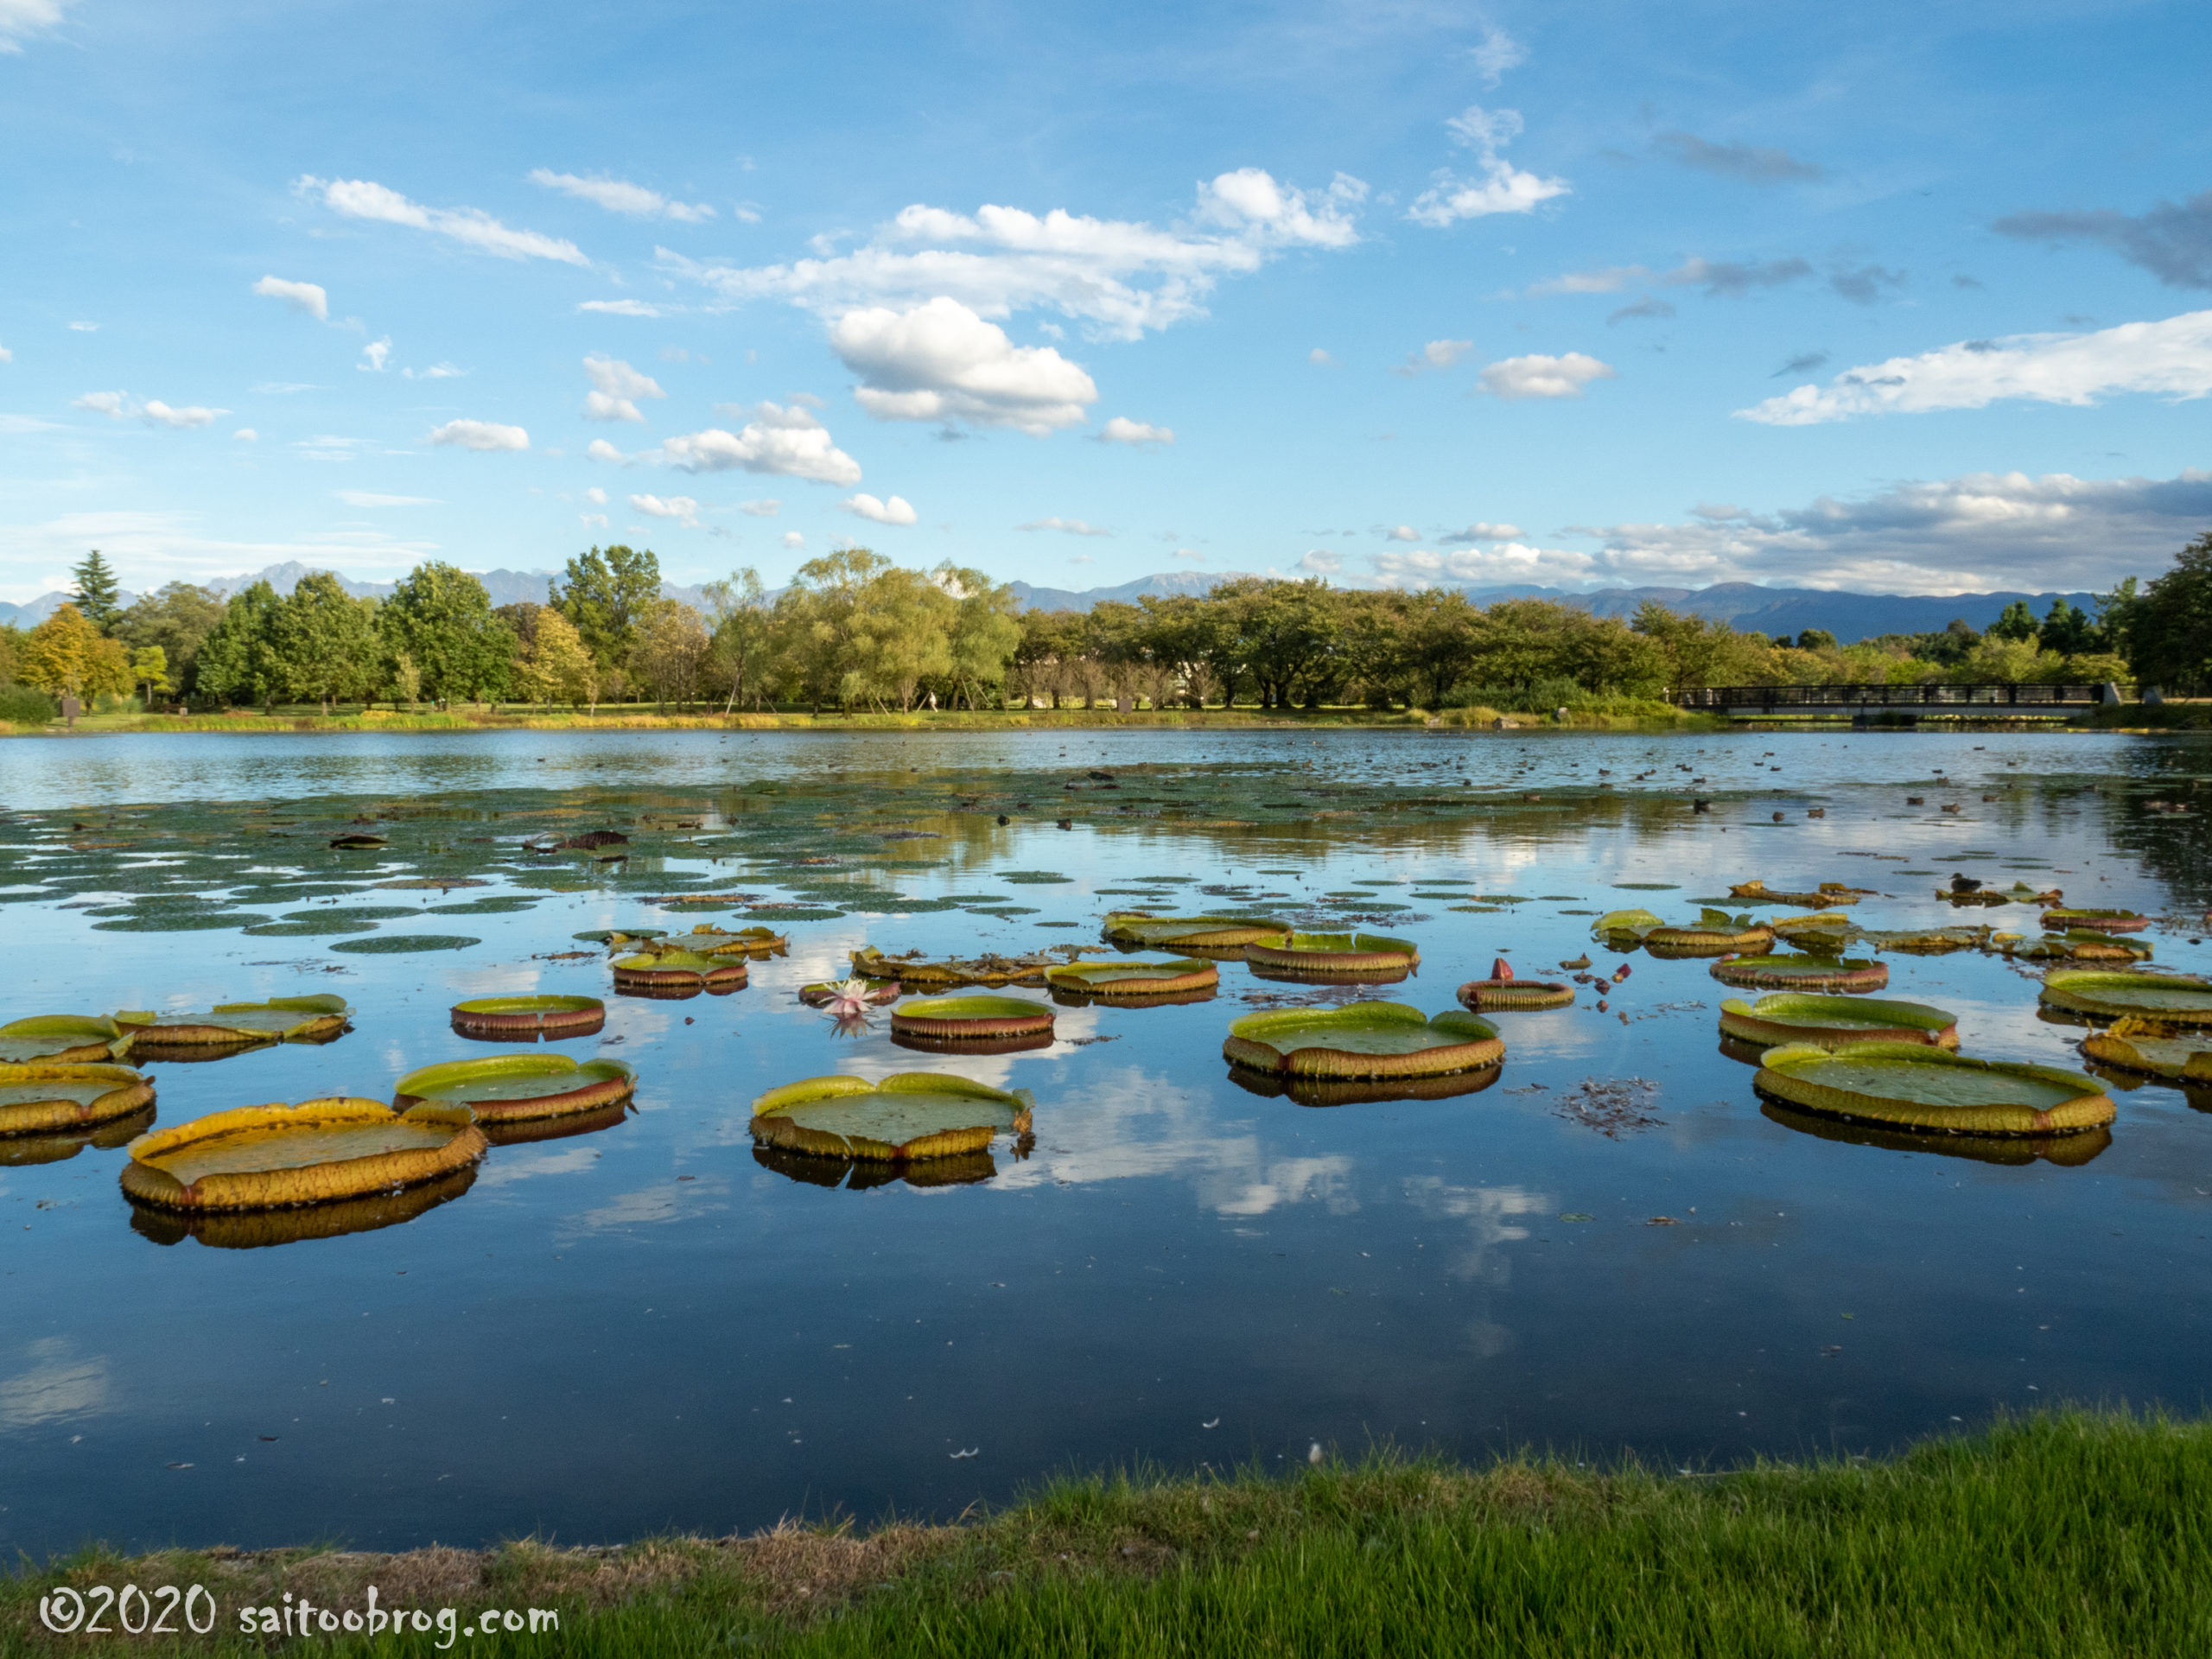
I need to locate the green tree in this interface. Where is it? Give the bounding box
[702,568,774,712]
[772,547,894,711]
[1628,602,1770,692]
[1988,599,2041,642]
[193,582,285,709]
[383,563,513,706]
[21,604,130,699]
[508,607,594,706]
[117,582,226,696]
[129,645,170,706]
[272,572,384,711]
[550,544,661,683]
[628,600,711,709]
[69,550,124,634]
[2037,597,2096,657]
[2123,533,2212,690]
[936,563,1021,709]
[1795,628,1838,652]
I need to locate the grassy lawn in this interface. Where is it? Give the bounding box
[7,1410,2207,1656]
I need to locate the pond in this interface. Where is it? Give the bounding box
[2,726,2209,1554]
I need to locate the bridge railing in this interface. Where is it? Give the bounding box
[1670,683,2132,709]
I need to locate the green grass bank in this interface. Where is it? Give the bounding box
[8,1410,2208,1656]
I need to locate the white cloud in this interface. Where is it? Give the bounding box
[294,435,376,462]
[1299,549,1344,574]
[359,337,391,372]
[587,438,627,462]
[529,169,715,223]
[584,486,607,505]
[251,275,329,321]
[0,342,10,363]
[1471,25,1526,87]
[1099,416,1174,446]
[1309,347,1336,365]
[233,428,257,442]
[73,391,227,429]
[427,418,530,452]
[781,531,804,549]
[657,402,861,485]
[337,490,439,506]
[1738,308,2212,425]
[1440,521,1524,543]
[1395,338,1474,375]
[1372,543,1597,588]
[1409,106,1569,228]
[403,362,464,379]
[582,354,666,422]
[0,507,443,600]
[0,0,76,53]
[578,299,665,317]
[829,297,1096,434]
[1477,351,1617,399]
[658,168,1365,341]
[296,175,589,265]
[582,512,609,530]
[1017,516,1110,537]
[740,498,780,516]
[1385,524,1420,541]
[67,321,97,332]
[1173,548,1206,563]
[840,492,918,525]
[628,493,701,526]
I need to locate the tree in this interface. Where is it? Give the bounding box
[1795,628,1838,652]
[935,563,1021,709]
[2122,533,2212,690]
[1988,599,2041,642]
[550,544,661,683]
[628,600,711,709]
[118,582,226,696]
[271,572,384,711]
[70,550,123,634]
[772,547,895,711]
[194,582,285,709]
[130,645,170,706]
[20,604,130,700]
[510,607,595,706]
[1629,602,1770,692]
[702,568,773,711]
[382,563,512,705]
[2037,596,2097,657]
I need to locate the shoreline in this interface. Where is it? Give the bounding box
[7,1410,2204,1654]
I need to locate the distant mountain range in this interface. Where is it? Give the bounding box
[1,562,2094,647]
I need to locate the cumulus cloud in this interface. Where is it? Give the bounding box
[1298,550,1344,574]
[782,531,804,549]
[0,0,74,53]
[1099,416,1173,446]
[1018,516,1110,537]
[1439,522,1525,543]
[428,418,530,451]
[578,298,665,317]
[629,493,701,526]
[1738,309,2212,425]
[233,428,257,441]
[530,169,715,223]
[1477,352,1616,399]
[1408,106,1569,228]
[1994,189,2212,290]
[1384,524,1420,541]
[1527,255,1811,299]
[582,354,666,422]
[830,296,1097,433]
[0,342,10,362]
[657,402,862,485]
[359,337,391,372]
[840,492,918,525]
[587,438,626,462]
[1309,347,1336,365]
[252,275,329,321]
[1373,543,1597,588]
[1173,548,1206,563]
[296,175,588,265]
[1394,338,1474,375]
[72,391,227,428]
[1654,131,1825,184]
[657,168,1365,341]
[583,486,607,504]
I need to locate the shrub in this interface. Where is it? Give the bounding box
[0,683,56,725]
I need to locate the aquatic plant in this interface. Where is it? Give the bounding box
[2080,1018,2212,1083]
[889,995,1056,1043]
[1245,932,1421,981]
[0,1014,134,1065]
[391,1053,636,1122]
[1711,955,1889,992]
[1043,957,1220,999]
[0,1062,155,1137]
[113,994,352,1051]
[1223,1001,1503,1081]
[1753,1042,2115,1136]
[2039,969,2212,1027]
[121,1098,488,1212]
[1718,993,1959,1052]
[748,1072,1033,1163]
[448,995,607,1039]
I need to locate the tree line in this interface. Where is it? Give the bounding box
[2,533,2205,719]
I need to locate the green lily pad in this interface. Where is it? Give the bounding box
[750,1072,1033,1161]
[1224,1001,1503,1078]
[429,896,541,915]
[0,1015,131,1065]
[1756,1041,2113,1135]
[283,906,423,923]
[746,905,845,921]
[1719,994,1958,1051]
[327,933,482,955]
[1000,872,1074,884]
[92,912,270,932]
[2040,970,2212,1025]
[392,1052,635,1121]
[243,916,382,938]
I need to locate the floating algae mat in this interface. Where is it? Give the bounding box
[1245,931,1420,981]
[1101,912,1290,953]
[0,1062,155,1137]
[1042,957,1218,1000]
[392,1054,636,1122]
[613,949,748,995]
[1711,955,1888,992]
[121,1099,488,1212]
[1719,994,1959,1052]
[115,995,351,1051]
[2039,969,2212,1026]
[1223,1001,1503,1081]
[2080,1020,2212,1083]
[449,995,607,1039]
[748,1073,1033,1163]
[1753,1042,2115,1135]
[0,1014,134,1064]
[889,995,1056,1052]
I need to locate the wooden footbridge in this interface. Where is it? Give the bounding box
[1670,683,2133,720]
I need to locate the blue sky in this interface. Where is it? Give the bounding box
[3,0,2209,605]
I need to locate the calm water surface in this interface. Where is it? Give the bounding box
[3,726,2209,1554]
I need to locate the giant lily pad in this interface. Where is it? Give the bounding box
[0,1014,133,1065]
[850,944,1077,988]
[2040,969,2212,1026]
[1646,910,1776,959]
[643,924,789,959]
[2080,1017,2212,1084]
[2014,930,2152,963]
[328,932,481,955]
[0,1062,155,1138]
[449,995,607,1040]
[1224,1001,1503,1081]
[121,1098,488,1212]
[2041,907,2149,934]
[92,910,271,932]
[889,995,1055,1045]
[392,1053,636,1122]
[1711,955,1888,992]
[1860,925,1993,955]
[1758,1099,2109,1168]
[1719,994,1958,1052]
[0,1104,156,1168]
[575,926,667,946]
[128,1166,479,1248]
[1591,907,1663,942]
[1753,1041,2114,1135]
[612,950,748,994]
[1246,932,1421,981]
[1101,912,1292,954]
[748,1072,1033,1162]
[1727,880,1868,908]
[115,995,352,1049]
[1043,957,1219,1000]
